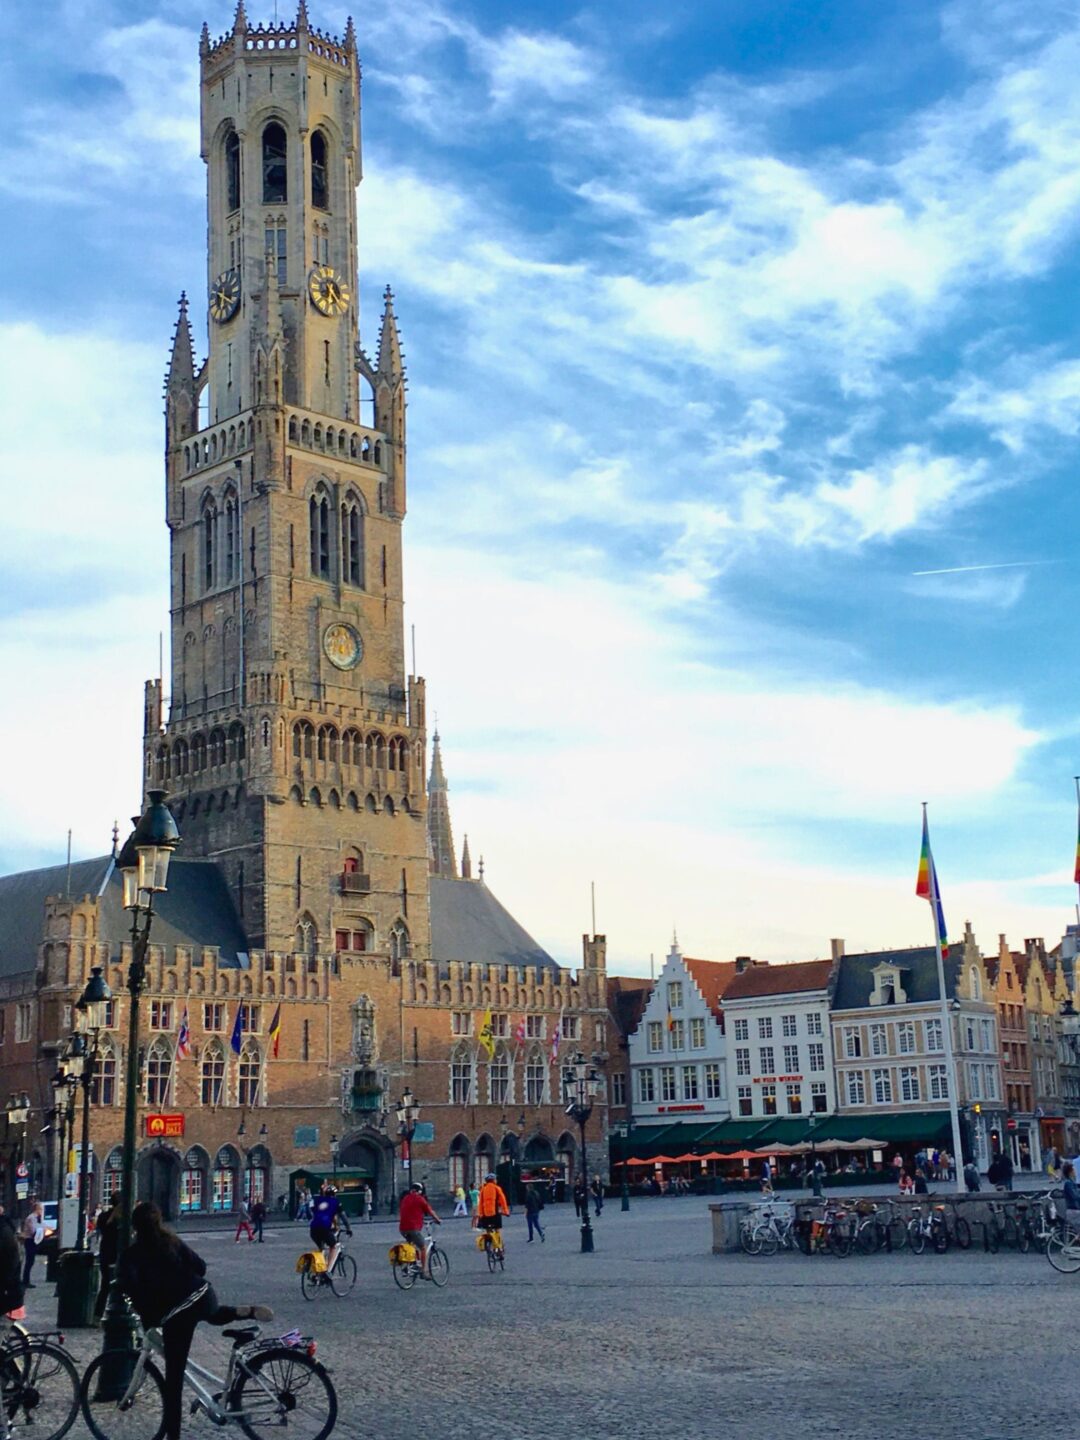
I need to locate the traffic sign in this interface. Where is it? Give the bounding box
[15,1183,28,1199]
[15,1163,28,1180]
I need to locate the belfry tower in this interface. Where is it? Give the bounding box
[146,4,429,962]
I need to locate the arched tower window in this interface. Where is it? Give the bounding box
[145,1038,173,1106]
[201,1040,225,1106]
[262,122,287,204]
[389,920,411,963]
[341,495,364,586]
[238,1040,263,1107]
[296,914,318,959]
[311,130,328,210]
[309,491,331,579]
[225,129,241,212]
[223,487,239,584]
[202,498,218,592]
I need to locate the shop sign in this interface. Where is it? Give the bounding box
[145,1113,185,1139]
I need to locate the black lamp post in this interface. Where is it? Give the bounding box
[98,792,180,1377]
[74,967,112,1252]
[396,1087,419,1191]
[563,1052,603,1254]
[621,1119,633,1212]
[6,1093,30,1210]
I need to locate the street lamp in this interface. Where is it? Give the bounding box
[73,967,112,1253]
[562,1052,603,1254]
[620,1119,633,1212]
[808,1111,822,1198]
[6,1093,30,1208]
[396,1087,420,1194]
[98,791,180,1375]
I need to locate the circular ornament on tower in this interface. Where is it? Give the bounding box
[308,264,350,316]
[209,268,241,323]
[323,622,363,671]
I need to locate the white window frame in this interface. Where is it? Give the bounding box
[872,1068,893,1105]
[808,1042,825,1073]
[638,1068,655,1104]
[782,1013,797,1038]
[647,1021,663,1053]
[846,1071,865,1105]
[689,1017,706,1050]
[733,1018,749,1042]
[735,1048,751,1077]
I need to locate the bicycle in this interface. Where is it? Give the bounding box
[479,1226,506,1272]
[853,1199,907,1255]
[79,1304,336,1440]
[390,1219,449,1290]
[798,1203,854,1257]
[1046,1222,1080,1274]
[907,1204,949,1255]
[740,1205,795,1257]
[298,1234,357,1300]
[0,1320,80,1440]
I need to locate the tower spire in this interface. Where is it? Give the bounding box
[426,730,457,878]
[376,285,404,381]
[232,0,248,35]
[166,292,195,392]
[461,834,472,880]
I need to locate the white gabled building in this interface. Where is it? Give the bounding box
[627,943,740,1126]
[720,958,838,1123]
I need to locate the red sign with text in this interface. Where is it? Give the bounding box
[145,1113,185,1139]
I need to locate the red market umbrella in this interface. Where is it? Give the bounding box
[671,1153,702,1163]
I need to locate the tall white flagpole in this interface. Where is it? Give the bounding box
[923,803,967,1195]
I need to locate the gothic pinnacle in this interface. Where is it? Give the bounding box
[344,15,356,50]
[233,0,248,33]
[296,0,310,31]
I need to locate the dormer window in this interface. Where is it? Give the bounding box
[870,965,907,1006]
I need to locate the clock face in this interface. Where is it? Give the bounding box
[323,622,363,671]
[210,268,241,323]
[308,264,350,317]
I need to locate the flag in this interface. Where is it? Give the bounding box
[666,1007,675,1032]
[551,1013,562,1065]
[176,1007,192,1060]
[916,809,949,960]
[1074,786,1080,886]
[514,1016,526,1047]
[478,1009,495,1061]
[230,1005,243,1056]
[268,1004,282,1060]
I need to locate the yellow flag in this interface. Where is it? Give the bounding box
[478,1009,495,1060]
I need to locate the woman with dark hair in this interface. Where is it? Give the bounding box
[117,1202,271,1440]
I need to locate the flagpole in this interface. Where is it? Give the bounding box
[923,803,967,1196]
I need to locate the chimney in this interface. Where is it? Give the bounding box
[735,955,752,974]
[830,938,845,961]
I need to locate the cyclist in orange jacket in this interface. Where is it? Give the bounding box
[476,1173,510,1234]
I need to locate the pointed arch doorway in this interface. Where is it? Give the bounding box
[339,1129,395,1211]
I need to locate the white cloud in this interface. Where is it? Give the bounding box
[948,356,1080,453]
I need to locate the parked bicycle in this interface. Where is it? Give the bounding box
[853,1198,908,1254]
[0,1320,79,1440]
[907,1204,950,1254]
[798,1203,855,1257]
[79,1309,336,1440]
[1046,1221,1080,1274]
[390,1219,449,1290]
[740,1205,796,1257]
[298,1237,357,1300]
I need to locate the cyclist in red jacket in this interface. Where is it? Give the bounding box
[398,1182,441,1277]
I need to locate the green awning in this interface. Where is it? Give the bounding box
[811,1112,952,1146]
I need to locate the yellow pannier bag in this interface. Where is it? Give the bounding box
[389,1242,417,1265]
[296,1250,328,1274]
[475,1233,491,1251]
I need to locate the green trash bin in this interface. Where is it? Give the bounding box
[41,1235,60,1283]
[55,1250,98,1328]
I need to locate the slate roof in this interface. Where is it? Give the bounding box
[721,957,834,1001]
[0,855,249,978]
[428,876,559,972]
[607,975,652,1039]
[831,946,960,1010]
[683,957,740,1021]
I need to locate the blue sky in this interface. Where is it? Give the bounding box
[3,0,1080,969]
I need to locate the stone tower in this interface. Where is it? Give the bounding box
[426,731,457,879]
[146,3,430,962]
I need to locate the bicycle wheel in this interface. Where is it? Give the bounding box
[932,1221,949,1254]
[485,1239,498,1272]
[855,1221,879,1256]
[330,1253,357,1297]
[1047,1230,1080,1274]
[952,1216,971,1250]
[1001,1213,1020,1250]
[79,1351,166,1440]
[232,1347,337,1440]
[985,1222,1000,1254]
[300,1266,329,1301]
[497,1245,505,1271]
[392,1261,417,1290]
[4,1341,79,1440]
[1016,1220,1032,1255]
[794,1222,813,1256]
[827,1225,851,1258]
[740,1223,763,1257]
[758,1228,779,1258]
[428,1245,450,1287]
[908,1221,926,1255]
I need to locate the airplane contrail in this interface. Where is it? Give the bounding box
[911,560,1051,577]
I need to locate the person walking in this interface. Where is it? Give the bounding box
[759,1159,773,1195]
[572,1178,585,1218]
[453,1184,468,1217]
[525,1184,545,1243]
[250,1198,266,1243]
[20,1204,44,1289]
[94,1196,121,1318]
[119,1201,272,1440]
[590,1175,604,1217]
[234,1201,254,1244]
[1061,1161,1080,1232]
[468,1181,480,1219]
[362,1184,373,1223]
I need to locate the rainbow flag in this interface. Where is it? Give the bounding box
[268,1004,282,1059]
[916,810,949,959]
[1074,801,1080,887]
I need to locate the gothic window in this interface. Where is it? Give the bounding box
[227,722,245,762]
[262,122,287,203]
[238,1040,262,1107]
[296,914,318,958]
[89,1041,117,1106]
[201,1040,225,1105]
[192,734,207,772]
[292,720,315,762]
[155,746,169,783]
[451,1044,474,1105]
[389,920,410,963]
[225,129,241,211]
[209,728,226,767]
[174,740,189,776]
[145,1038,173,1106]
[525,1048,547,1105]
[309,492,331,578]
[489,1044,511,1105]
[223,488,239,583]
[343,729,362,768]
[317,725,338,763]
[311,130,328,210]
[202,499,218,592]
[341,496,364,587]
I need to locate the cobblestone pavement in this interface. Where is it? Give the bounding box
[35,1198,1072,1440]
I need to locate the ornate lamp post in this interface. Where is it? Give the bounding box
[396,1087,419,1191]
[73,967,112,1251]
[562,1052,603,1254]
[6,1093,30,1209]
[98,791,180,1373]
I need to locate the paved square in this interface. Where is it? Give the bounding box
[36,1198,1072,1440]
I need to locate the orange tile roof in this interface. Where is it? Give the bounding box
[607,975,652,1038]
[683,957,741,1021]
[721,957,834,1001]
